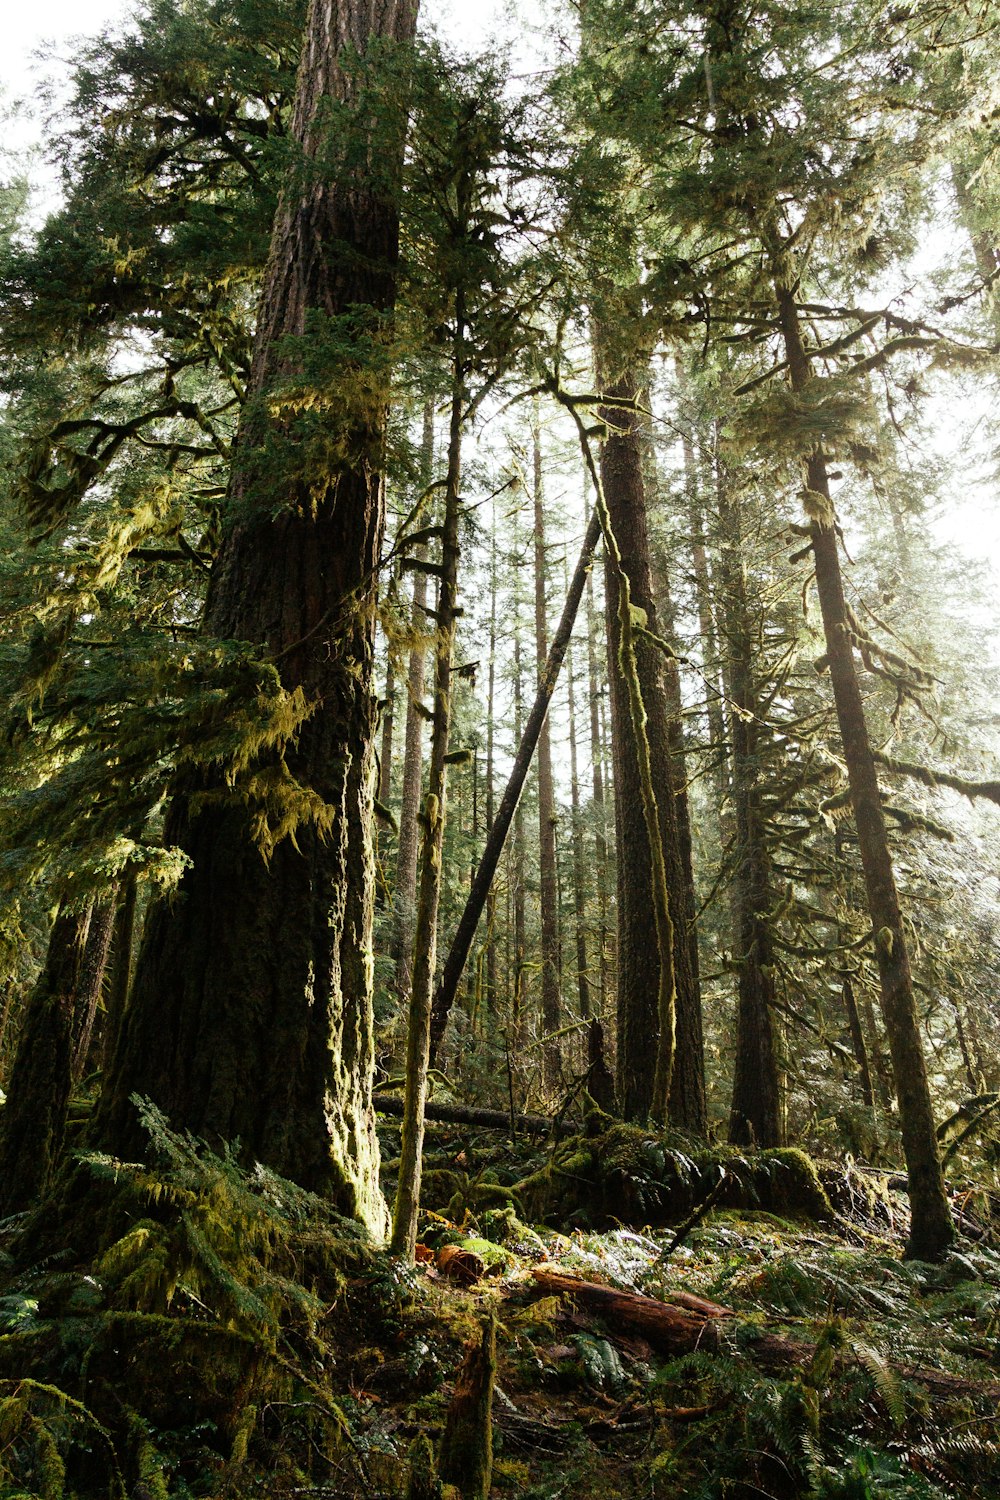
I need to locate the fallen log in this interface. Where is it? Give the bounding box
[529,1269,1000,1400]
[375,1094,570,1135]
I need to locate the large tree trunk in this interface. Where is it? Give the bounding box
[532,421,562,1093]
[95,0,419,1236]
[597,370,701,1127]
[773,275,954,1261]
[0,905,92,1215]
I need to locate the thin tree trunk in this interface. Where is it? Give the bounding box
[484,510,499,1021]
[565,591,591,1024]
[379,653,396,806]
[96,0,420,1235]
[391,310,465,1261]
[513,629,527,1050]
[0,905,92,1215]
[532,420,562,1093]
[102,874,138,1072]
[70,896,116,1086]
[586,564,610,1018]
[428,507,603,1062]
[843,974,876,1109]
[393,401,434,997]
[773,274,954,1261]
[713,441,783,1149]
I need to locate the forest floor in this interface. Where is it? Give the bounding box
[1,1110,1000,1498]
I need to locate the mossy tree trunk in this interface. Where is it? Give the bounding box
[438,1317,496,1500]
[597,368,703,1129]
[773,274,955,1261]
[95,0,420,1235]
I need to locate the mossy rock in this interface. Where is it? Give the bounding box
[478,1207,547,1260]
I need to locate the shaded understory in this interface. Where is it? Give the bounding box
[1,1104,999,1499]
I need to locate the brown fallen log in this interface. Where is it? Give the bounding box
[374,1093,572,1135]
[529,1269,1000,1399]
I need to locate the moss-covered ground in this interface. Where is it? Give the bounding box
[1,1108,999,1498]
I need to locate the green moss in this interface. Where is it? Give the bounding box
[514,1128,834,1229]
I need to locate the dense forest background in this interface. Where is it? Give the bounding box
[1,0,1000,1496]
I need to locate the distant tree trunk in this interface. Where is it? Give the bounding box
[393,401,434,998]
[0,905,92,1215]
[391,307,465,1261]
[380,652,396,807]
[512,628,527,1049]
[586,564,610,1016]
[484,513,499,1019]
[597,368,700,1127]
[842,974,876,1109]
[70,897,116,1086]
[96,0,420,1235]
[713,444,783,1149]
[566,616,591,1024]
[427,508,603,1062]
[774,273,954,1261]
[532,421,562,1093]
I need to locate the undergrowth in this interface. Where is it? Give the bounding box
[1,1110,999,1497]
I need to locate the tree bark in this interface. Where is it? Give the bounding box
[774,275,954,1261]
[96,0,420,1235]
[0,905,92,1215]
[102,874,138,1072]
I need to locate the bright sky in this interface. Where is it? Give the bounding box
[1,0,515,129]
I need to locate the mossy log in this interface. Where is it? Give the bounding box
[529,1269,1000,1400]
[375,1093,570,1135]
[515,1124,833,1229]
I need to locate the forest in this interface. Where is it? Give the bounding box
[1,0,1000,1494]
